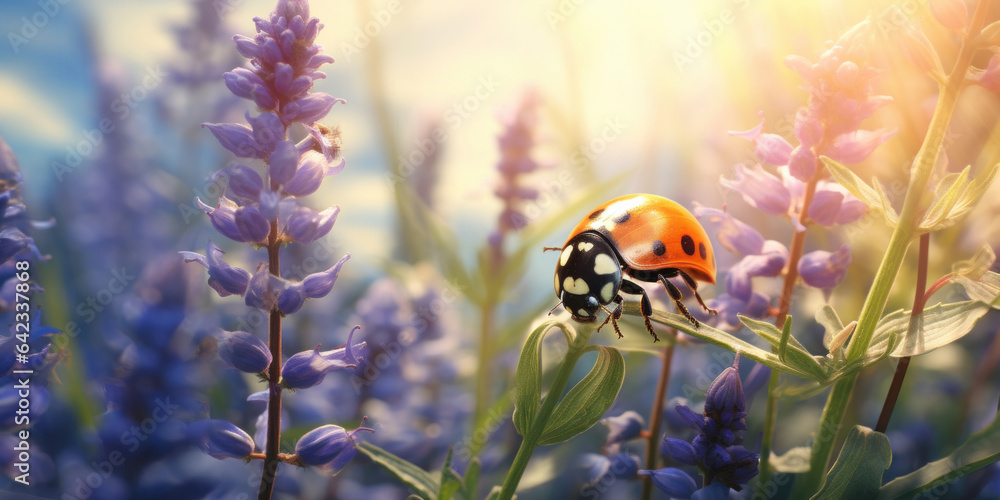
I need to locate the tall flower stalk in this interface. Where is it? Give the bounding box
[799,1,996,493]
[181,1,367,499]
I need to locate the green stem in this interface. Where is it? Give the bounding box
[757,366,782,490]
[796,3,989,493]
[473,300,496,431]
[497,333,589,500]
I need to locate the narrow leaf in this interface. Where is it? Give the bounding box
[739,315,827,380]
[463,458,481,500]
[890,301,990,357]
[823,157,896,224]
[816,304,845,351]
[537,345,625,445]
[513,321,570,435]
[358,442,440,500]
[812,426,891,500]
[878,413,1000,499]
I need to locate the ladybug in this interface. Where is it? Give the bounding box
[547,194,717,342]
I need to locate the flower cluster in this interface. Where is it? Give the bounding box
[641,355,759,498]
[576,411,644,490]
[182,0,369,480]
[695,32,891,325]
[0,136,62,483]
[489,90,543,263]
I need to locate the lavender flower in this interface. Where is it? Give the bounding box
[189,419,256,460]
[489,90,543,264]
[600,410,645,452]
[183,0,365,489]
[799,245,853,290]
[650,355,759,497]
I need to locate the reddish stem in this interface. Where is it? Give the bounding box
[258,218,283,500]
[875,232,929,433]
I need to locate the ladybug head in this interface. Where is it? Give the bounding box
[553,232,623,323]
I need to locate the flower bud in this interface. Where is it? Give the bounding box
[799,245,852,289]
[601,411,645,446]
[218,330,271,373]
[930,0,968,32]
[897,23,945,77]
[189,419,254,460]
[705,356,746,416]
[281,326,365,389]
[295,424,373,474]
[638,468,698,499]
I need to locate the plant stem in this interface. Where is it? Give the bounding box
[497,336,588,500]
[797,3,989,493]
[641,340,675,500]
[474,300,496,430]
[259,220,283,500]
[953,324,1000,440]
[758,175,819,490]
[875,233,929,433]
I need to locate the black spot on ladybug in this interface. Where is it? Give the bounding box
[613,212,631,224]
[699,242,707,260]
[588,208,604,220]
[652,240,666,256]
[681,235,695,256]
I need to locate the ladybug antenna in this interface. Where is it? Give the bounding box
[547,301,563,316]
[542,246,562,252]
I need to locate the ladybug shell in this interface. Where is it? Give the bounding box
[563,194,716,284]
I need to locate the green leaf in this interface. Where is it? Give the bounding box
[463,458,481,500]
[812,426,891,500]
[438,448,463,500]
[770,446,812,473]
[485,486,505,500]
[918,162,999,232]
[878,413,1000,499]
[537,345,625,445]
[358,442,440,500]
[739,316,827,380]
[629,303,820,380]
[823,156,898,226]
[890,301,991,357]
[513,321,570,435]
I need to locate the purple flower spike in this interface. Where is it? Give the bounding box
[799,245,852,289]
[189,419,255,460]
[729,113,794,166]
[246,112,285,153]
[295,424,373,474]
[180,243,251,297]
[218,330,272,373]
[720,164,791,215]
[638,468,698,499]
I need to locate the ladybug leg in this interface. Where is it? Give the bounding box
[658,274,701,329]
[677,270,718,316]
[597,295,625,339]
[620,280,660,342]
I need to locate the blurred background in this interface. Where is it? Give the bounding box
[1,0,1000,498]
